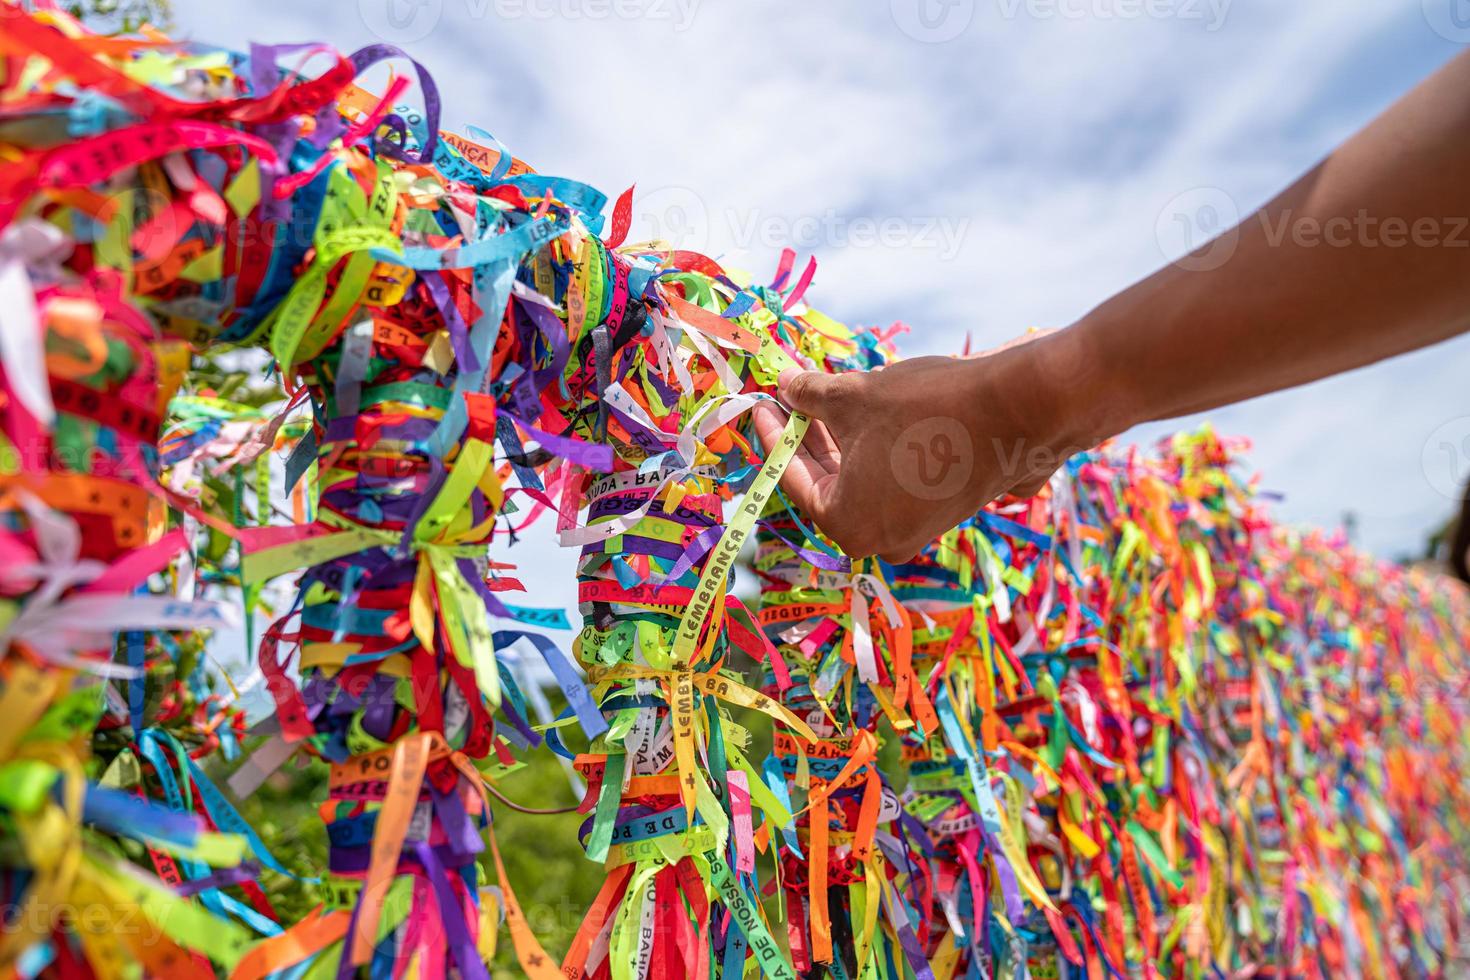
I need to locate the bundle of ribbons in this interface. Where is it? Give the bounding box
[0,5,1468,979]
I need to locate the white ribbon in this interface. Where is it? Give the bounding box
[556,392,774,548]
[1,492,236,674]
[0,220,72,427]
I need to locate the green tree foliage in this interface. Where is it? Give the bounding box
[224,740,596,977]
[67,0,171,31]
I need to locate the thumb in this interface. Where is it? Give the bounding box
[777,369,844,418]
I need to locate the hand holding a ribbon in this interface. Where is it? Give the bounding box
[757,48,1470,563]
[752,340,1096,562]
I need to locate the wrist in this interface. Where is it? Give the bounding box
[1043,313,1141,447]
[980,325,1126,458]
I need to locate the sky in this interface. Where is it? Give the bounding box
[173,0,1470,624]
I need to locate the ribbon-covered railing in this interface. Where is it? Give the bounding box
[1,7,1468,980]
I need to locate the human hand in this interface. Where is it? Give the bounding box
[751,330,1110,561]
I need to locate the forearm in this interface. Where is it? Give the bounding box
[1042,48,1470,443]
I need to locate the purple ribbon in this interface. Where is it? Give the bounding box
[430,782,483,864]
[758,519,851,573]
[174,863,262,897]
[346,45,441,165]
[411,841,490,980]
[506,414,613,471]
[424,272,478,375]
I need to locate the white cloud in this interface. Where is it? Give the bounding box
[172,0,1470,577]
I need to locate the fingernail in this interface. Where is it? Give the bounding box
[776,368,801,394]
